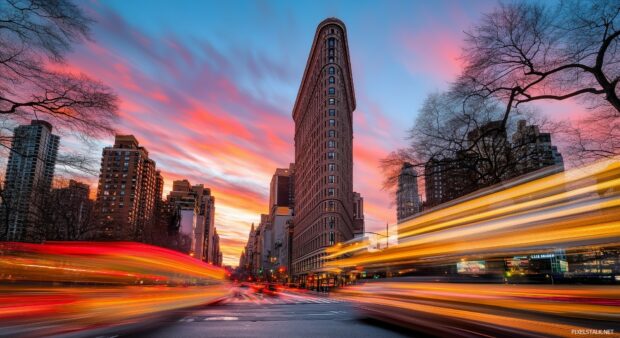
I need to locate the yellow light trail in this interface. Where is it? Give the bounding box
[326,158,620,267]
[336,283,620,337]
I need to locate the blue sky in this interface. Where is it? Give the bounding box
[62,0,582,265]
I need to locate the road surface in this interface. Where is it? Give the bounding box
[121,290,414,338]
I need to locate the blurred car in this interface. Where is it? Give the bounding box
[263,283,279,296]
[250,283,265,293]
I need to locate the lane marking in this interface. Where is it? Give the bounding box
[204,317,239,321]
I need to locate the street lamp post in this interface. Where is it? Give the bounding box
[386,223,389,249]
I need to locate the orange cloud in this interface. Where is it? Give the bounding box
[55,11,403,267]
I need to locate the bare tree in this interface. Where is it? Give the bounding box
[36,178,94,241]
[381,89,564,207]
[564,108,620,163]
[459,0,619,130]
[0,0,118,167]
[2,177,92,241]
[0,177,16,239]
[383,0,615,204]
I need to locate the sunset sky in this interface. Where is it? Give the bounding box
[56,0,587,266]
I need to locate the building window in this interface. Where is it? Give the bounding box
[328,130,336,137]
[328,163,336,171]
[328,87,335,94]
[328,140,335,148]
[328,98,335,105]
[329,76,335,84]
[328,49,335,56]
[328,38,335,47]
[329,109,336,116]
[328,202,335,212]
[329,119,336,126]
[328,175,335,183]
[329,231,335,245]
[328,188,335,196]
[329,66,335,75]
[327,151,336,159]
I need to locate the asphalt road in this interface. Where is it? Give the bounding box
[121,290,415,338]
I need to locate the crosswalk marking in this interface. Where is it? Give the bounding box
[217,292,342,306]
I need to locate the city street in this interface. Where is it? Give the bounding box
[125,290,413,338]
[1,1,619,338]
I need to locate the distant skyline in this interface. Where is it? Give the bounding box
[46,0,587,266]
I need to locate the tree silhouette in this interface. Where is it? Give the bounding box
[0,0,118,169]
[460,0,619,128]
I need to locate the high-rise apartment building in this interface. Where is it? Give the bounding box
[148,170,166,243]
[155,171,164,206]
[138,158,157,237]
[425,158,458,207]
[292,18,356,279]
[203,194,216,263]
[166,179,194,252]
[396,162,420,222]
[94,135,158,241]
[165,179,216,261]
[267,165,295,280]
[269,165,295,210]
[512,120,564,174]
[424,121,563,209]
[467,121,512,187]
[424,152,497,209]
[2,120,59,241]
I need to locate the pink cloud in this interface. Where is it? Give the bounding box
[58,6,405,265]
[398,29,464,82]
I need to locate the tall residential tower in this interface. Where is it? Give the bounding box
[396,162,420,222]
[93,135,159,241]
[2,120,59,241]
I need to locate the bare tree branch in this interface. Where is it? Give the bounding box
[0,0,118,174]
[380,89,563,205]
[461,0,620,129]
